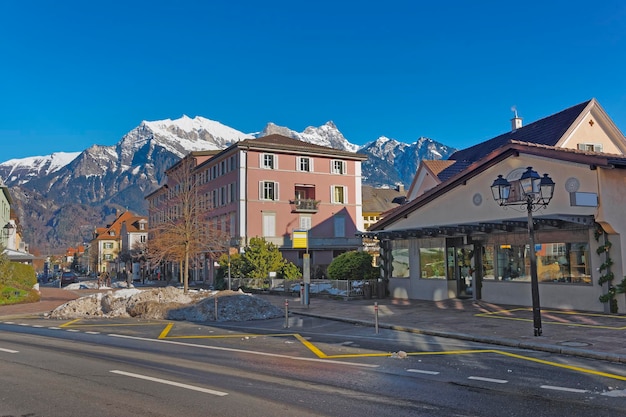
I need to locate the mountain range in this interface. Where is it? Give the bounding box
[0,117,455,253]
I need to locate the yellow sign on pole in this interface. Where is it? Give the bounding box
[293,230,308,249]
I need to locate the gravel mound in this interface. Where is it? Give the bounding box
[48,287,283,322]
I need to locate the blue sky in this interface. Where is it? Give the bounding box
[1,0,625,160]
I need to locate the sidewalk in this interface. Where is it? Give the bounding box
[256,293,626,364]
[2,287,625,363]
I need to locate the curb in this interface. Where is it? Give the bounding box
[291,310,626,364]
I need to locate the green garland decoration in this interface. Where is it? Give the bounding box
[594,223,617,313]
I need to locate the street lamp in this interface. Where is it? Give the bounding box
[491,167,555,336]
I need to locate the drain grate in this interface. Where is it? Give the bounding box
[557,341,591,347]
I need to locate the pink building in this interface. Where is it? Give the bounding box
[147,134,367,282]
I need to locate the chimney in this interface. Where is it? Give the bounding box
[396,184,405,193]
[511,106,522,131]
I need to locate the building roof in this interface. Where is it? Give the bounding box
[448,100,593,164]
[93,211,145,241]
[362,185,406,214]
[371,142,626,232]
[236,134,368,160]
[422,160,456,176]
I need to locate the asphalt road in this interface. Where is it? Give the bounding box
[1,316,625,417]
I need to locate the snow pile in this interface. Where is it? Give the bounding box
[47,287,284,322]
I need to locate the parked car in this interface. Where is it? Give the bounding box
[60,271,79,287]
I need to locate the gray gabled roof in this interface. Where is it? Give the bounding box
[437,100,593,182]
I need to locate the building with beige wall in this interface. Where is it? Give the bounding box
[368,99,626,313]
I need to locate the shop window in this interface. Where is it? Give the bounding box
[391,239,410,278]
[419,242,446,279]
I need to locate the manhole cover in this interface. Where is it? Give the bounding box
[558,341,591,347]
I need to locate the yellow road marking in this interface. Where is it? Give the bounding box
[158,323,174,339]
[57,319,626,381]
[59,319,81,328]
[494,350,626,381]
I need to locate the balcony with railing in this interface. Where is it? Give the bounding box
[290,198,320,213]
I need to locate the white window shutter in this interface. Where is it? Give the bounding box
[259,181,263,200]
[275,181,279,201]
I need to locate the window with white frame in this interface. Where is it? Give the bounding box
[297,156,312,172]
[104,242,114,249]
[299,215,312,230]
[331,185,347,204]
[261,153,276,169]
[331,159,346,174]
[259,181,279,201]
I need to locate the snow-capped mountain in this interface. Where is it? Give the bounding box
[259,121,359,153]
[0,152,80,186]
[0,115,455,251]
[360,136,454,186]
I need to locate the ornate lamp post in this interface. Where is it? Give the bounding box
[491,167,555,336]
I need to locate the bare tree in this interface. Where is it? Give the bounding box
[147,153,229,293]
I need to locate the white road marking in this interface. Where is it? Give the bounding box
[407,369,440,375]
[468,376,508,384]
[109,333,379,368]
[65,329,80,332]
[85,331,101,335]
[0,347,19,353]
[110,370,228,396]
[31,325,44,328]
[48,327,62,330]
[541,385,588,393]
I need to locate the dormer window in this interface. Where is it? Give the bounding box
[109,230,116,236]
[577,143,603,152]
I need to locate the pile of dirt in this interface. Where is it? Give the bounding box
[47,287,284,322]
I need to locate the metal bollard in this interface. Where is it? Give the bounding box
[374,302,379,334]
[214,297,218,321]
[284,299,289,328]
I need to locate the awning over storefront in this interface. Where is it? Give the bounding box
[3,248,35,264]
[359,214,595,240]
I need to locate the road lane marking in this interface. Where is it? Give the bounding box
[110,370,228,396]
[468,376,508,384]
[0,347,19,353]
[541,385,588,393]
[109,333,379,368]
[407,369,440,375]
[496,350,626,381]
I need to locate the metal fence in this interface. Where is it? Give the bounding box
[230,278,385,299]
